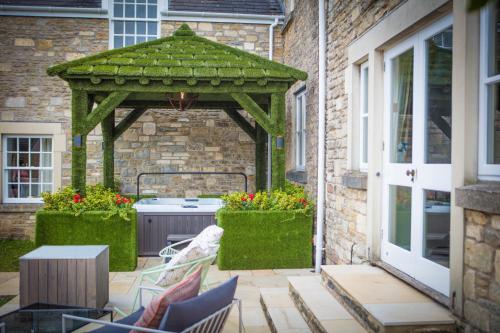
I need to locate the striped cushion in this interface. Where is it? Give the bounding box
[131,266,202,332]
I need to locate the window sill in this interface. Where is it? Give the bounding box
[286,169,307,184]
[0,203,42,213]
[342,171,367,190]
[456,182,500,215]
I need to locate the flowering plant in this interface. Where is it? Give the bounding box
[221,183,311,212]
[41,184,135,220]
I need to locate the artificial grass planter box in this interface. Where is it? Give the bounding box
[216,210,313,270]
[35,210,137,271]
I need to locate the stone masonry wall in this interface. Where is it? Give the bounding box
[324,0,404,264]
[282,0,319,198]
[0,16,283,239]
[463,209,500,333]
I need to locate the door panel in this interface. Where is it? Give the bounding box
[382,15,453,296]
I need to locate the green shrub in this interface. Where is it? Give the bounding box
[41,184,134,220]
[36,210,137,271]
[216,210,312,270]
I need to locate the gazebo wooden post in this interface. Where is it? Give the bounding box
[71,89,90,195]
[270,93,286,190]
[101,110,115,190]
[255,124,267,191]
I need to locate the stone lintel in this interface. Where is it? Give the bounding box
[456,183,500,215]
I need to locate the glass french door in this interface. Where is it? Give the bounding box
[382,15,453,296]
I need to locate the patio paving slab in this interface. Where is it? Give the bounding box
[260,287,311,332]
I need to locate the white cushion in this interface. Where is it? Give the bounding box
[191,225,224,249]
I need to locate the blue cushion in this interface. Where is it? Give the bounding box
[89,307,144,333]
[159,276,238,332]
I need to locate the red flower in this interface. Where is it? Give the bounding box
[241,196,247,202]
[73,193,81,203]
[248,193,255,201]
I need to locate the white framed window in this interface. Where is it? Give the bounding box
[111,0,160,49]
[295,89,306,170]
[3,136,53,203]
[479,1,500,179]
[359,62,369,171]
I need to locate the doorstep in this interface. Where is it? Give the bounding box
[321,265,456,333]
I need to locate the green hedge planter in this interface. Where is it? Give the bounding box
[216,210,313,270]
[35,210,137,271]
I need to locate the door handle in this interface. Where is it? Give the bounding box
[406,169,416,182]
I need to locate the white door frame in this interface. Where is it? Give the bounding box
[381,14,453,297]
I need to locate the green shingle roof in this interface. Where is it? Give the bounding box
[47,24,307,85]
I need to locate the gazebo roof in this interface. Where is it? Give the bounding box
[47,24,307,87]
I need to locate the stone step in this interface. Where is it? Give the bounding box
[288,276,367,333]
[260,287,312,333]
[321,265,457,333]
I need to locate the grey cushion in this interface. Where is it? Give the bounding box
[159,276,238,332]
[89,307,144,333]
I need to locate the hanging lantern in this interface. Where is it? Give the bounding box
[166,92,198,111]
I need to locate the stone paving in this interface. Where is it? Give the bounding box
[0,257,315,332]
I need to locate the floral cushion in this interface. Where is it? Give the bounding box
[191,225,224,248]
[131,266,202,333]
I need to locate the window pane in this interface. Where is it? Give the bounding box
[30,138,40,152]
[115,20,124,34]
[8,170,18,182]
[42,183,52,193]
[362,66,369,115]
[114,36,123,48]
[42,138,52,152]
[125,4,134,17]
[390,49,414,163]
[147,4,157,18]
[19,153,29,167]
[147,36,156,42]
[19,138,29,151]
[7,138,17,151]
[136,36,146,43]
[125,21,135,34]
[125,36,135,46]
[137,4,146,18]
[362,116,368,164]
[488,83,500,164]
[31,170,40,183]
[8,184,18,198]
[20,184,29,198]
[7,153,17,167]
[31,184,40,197]
[42,170,52,183]
[147,22,157,36]
[137,21,146,35]
[19,170,29,183]
[389,185,412,251]
[426,27,452,164]
[488,0,500,76]
[423,190,450,268]
[42,153,52,167]
[30,153,40,167]
[114,3,123,17]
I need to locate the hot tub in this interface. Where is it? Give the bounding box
[133,198,224,256]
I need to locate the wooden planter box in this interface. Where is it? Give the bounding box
[35,211,137,271]
[216,210,313,270]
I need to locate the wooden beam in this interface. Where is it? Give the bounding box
[223,108,256,142]
[101,111,115,189]
[84,91,129,134]
[270,93,286,190]
[116,101,245,110]
[114,107,148,140]
[71,90,89,195]
[230,93,275,135]
[255,124,267,191]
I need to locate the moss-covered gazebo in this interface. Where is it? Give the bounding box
[47,24,307,194]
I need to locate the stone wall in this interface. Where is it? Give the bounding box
[281,0,319,198]
[0,16,284,239]
[324,0,403,264]
[463,209,500,333]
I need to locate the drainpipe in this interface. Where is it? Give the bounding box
[267,17,279,190]
[315,0,326,273]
